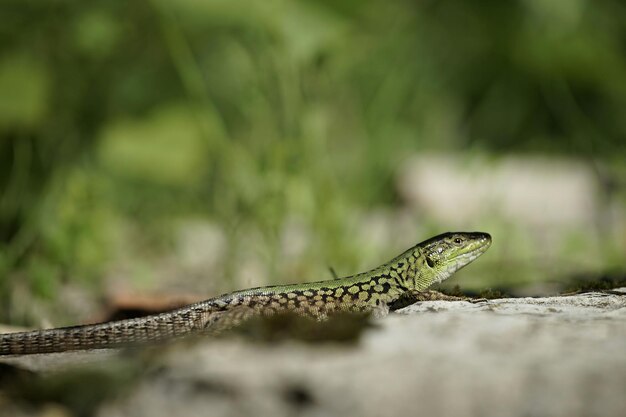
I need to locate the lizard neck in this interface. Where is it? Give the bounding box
[364,246,438,293]
[337,246,432,305]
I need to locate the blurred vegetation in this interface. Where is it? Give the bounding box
[1,0,626,325]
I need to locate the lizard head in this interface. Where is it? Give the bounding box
[420,232,492,284]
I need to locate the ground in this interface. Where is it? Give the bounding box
[1,290,625,417]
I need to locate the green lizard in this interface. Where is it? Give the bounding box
[0,231,491,355]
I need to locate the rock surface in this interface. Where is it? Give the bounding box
[2,290,625,417]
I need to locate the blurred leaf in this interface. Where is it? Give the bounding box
[98,103,210,186]
[0,54,49,128]
[73,10,122,59]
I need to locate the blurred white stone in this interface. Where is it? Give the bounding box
[235,254,269,290]
[233,227,269,289]
[397,154,599,229]
[355,209,420,256]
[176,220,226,273]
[280,216,311,260]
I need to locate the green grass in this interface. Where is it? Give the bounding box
[1,0,625,324]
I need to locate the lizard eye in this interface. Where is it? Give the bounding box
[426,256,435,268]
[454,237,463,245]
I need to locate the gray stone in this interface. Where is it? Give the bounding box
[2,291,625,417]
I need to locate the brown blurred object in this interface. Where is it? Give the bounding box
[95,293,207,323]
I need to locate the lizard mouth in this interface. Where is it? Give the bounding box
[455,238,491,268]
[461,235,491,262]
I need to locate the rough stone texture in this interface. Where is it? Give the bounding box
[2,290,625,417]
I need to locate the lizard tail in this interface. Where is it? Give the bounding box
[0,305,217,355]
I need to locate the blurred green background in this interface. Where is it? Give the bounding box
[1,0,625,326]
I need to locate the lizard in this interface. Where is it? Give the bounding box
[0,231,491,355]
